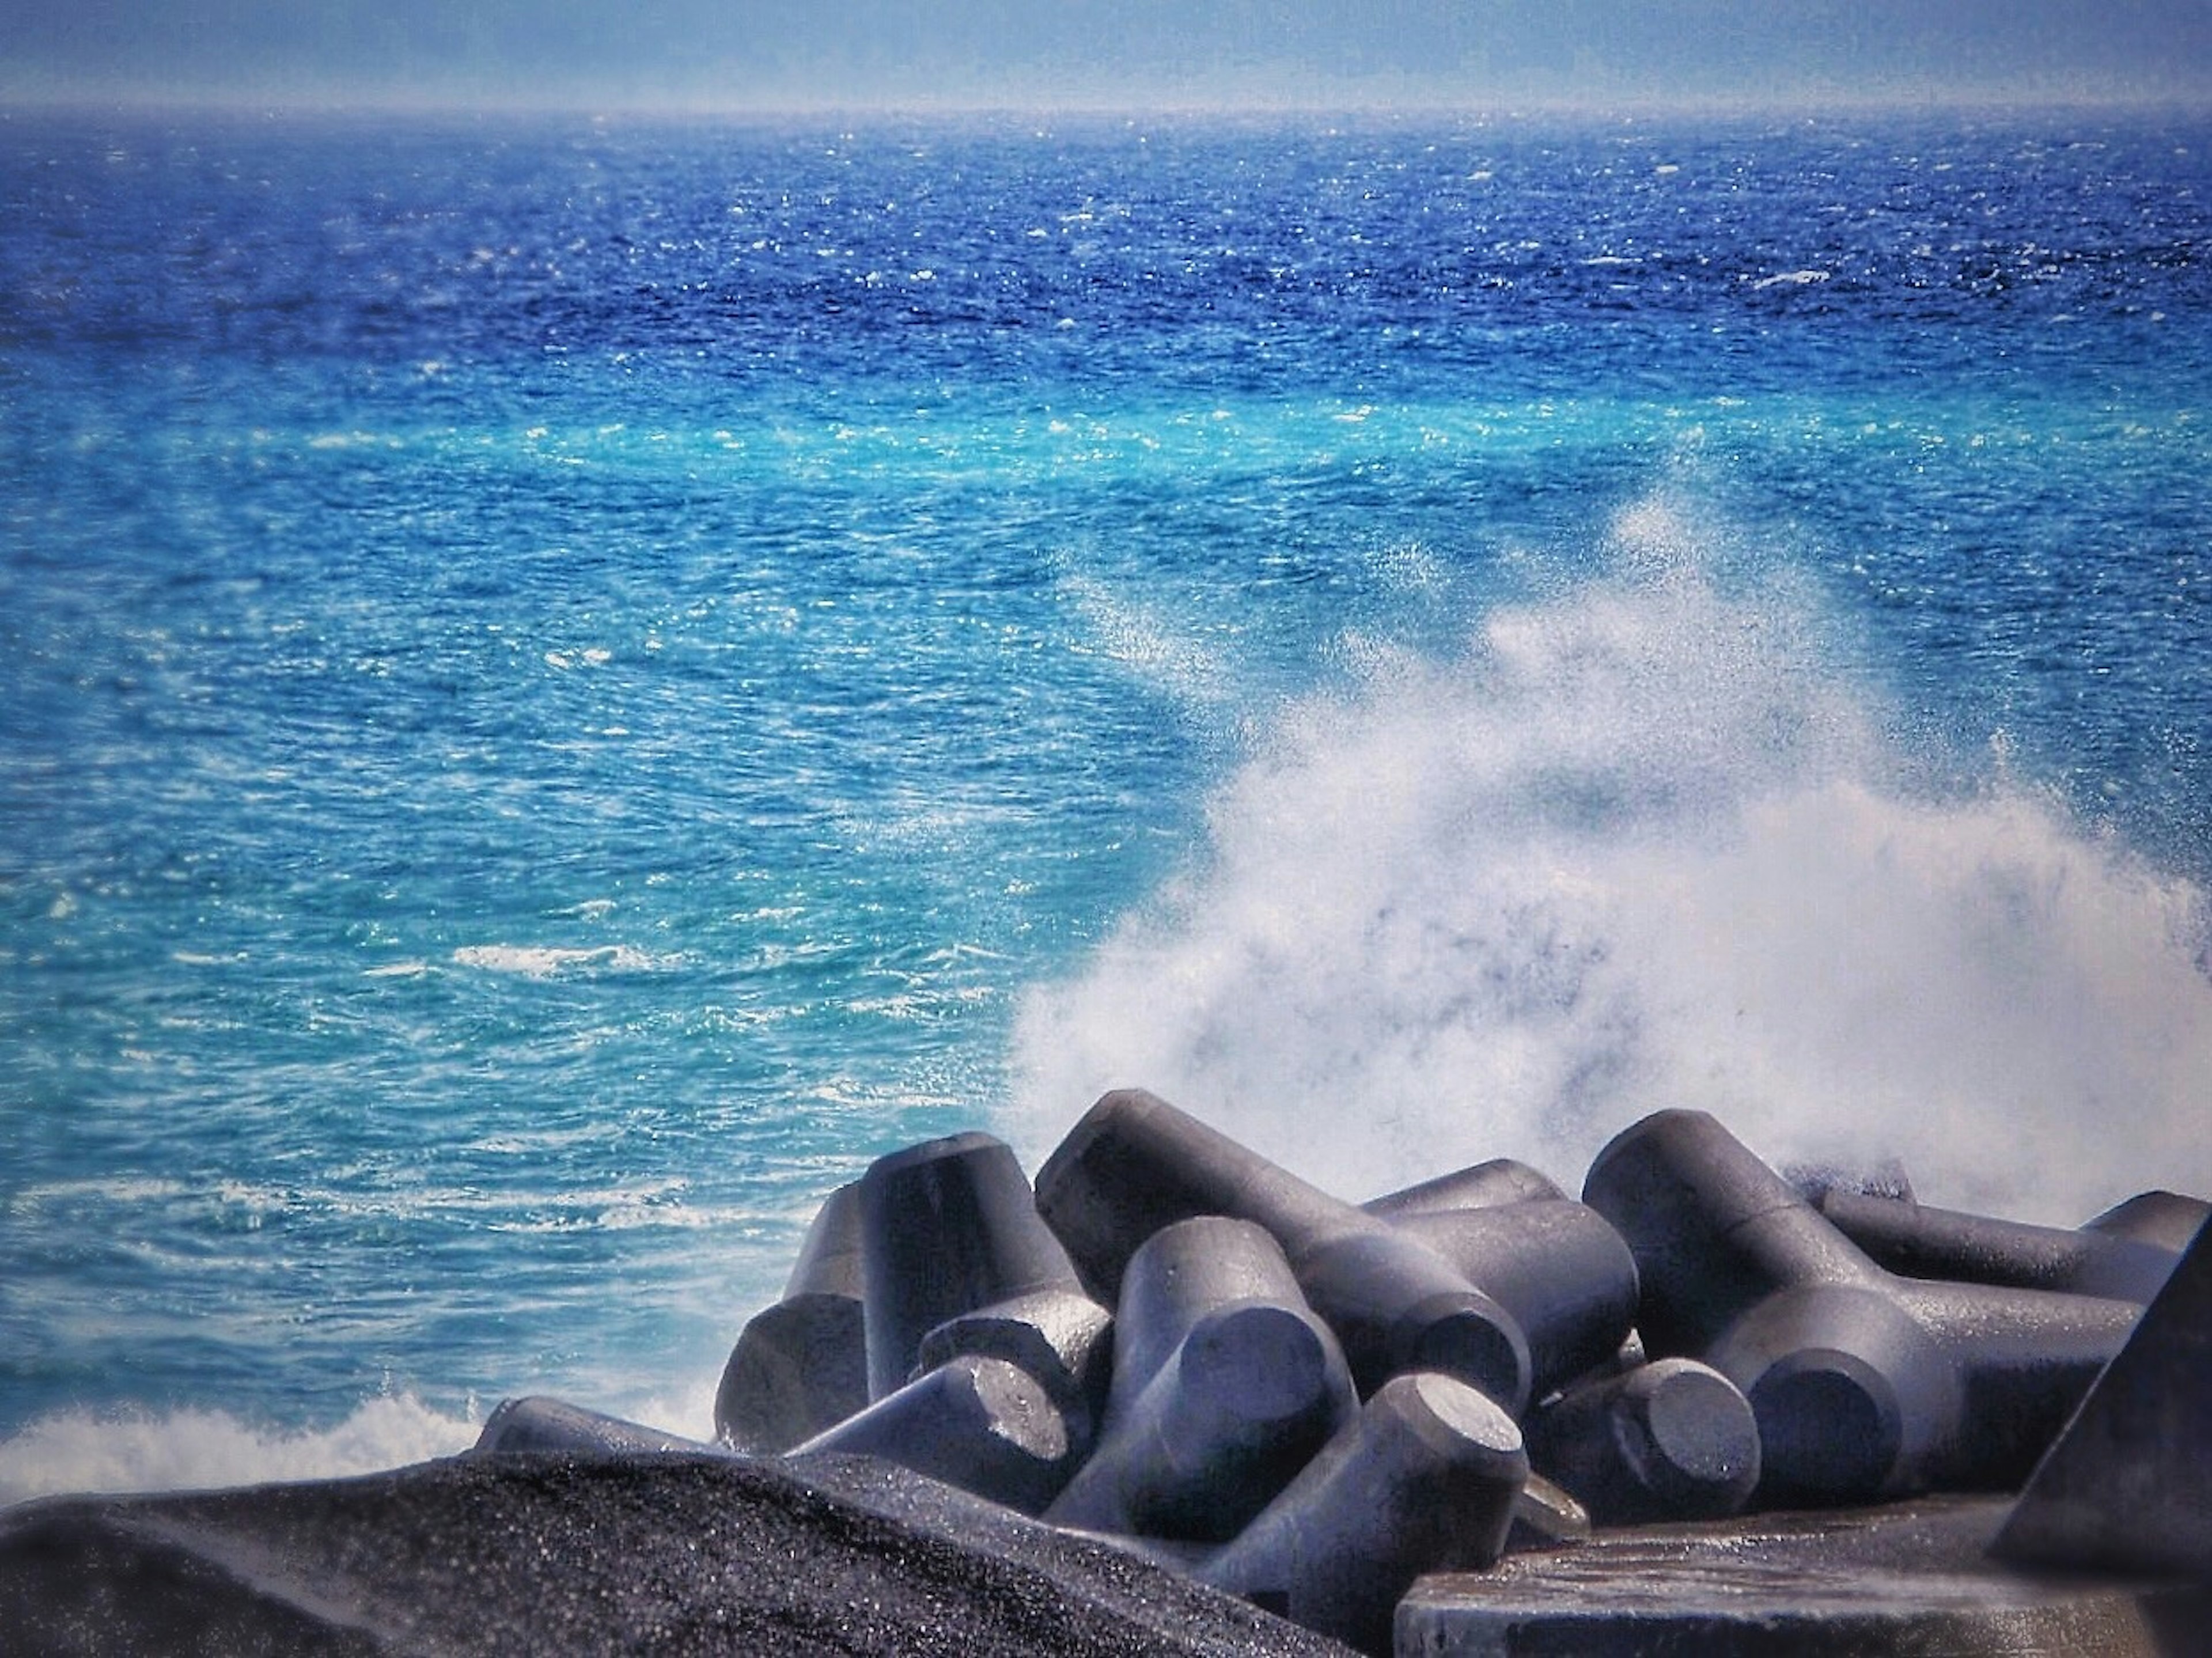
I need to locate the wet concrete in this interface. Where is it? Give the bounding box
[1401,1494,2212,1655]
[1996,1210,2212,1580]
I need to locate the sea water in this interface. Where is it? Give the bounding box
[3,105,2209,1505]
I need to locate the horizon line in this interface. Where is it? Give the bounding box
[5,72,2209,127]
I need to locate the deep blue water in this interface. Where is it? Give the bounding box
[3,106,2210,1499]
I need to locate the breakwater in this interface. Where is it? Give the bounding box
[684,1089,2208,1653]
[7,1086,2210,1656]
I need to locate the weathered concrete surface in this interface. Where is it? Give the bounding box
[715,1179,871,1453]
[1996,1212,2212,1580]
[0,1450,1355,1657]
[1203,1372,1527,1656]
[1382,1201,1640,1400]
[1523,1357,1760,1524]
[857,1130,1106,1410]
[1816,1187,2180,1303]
[790,1353,1077,1515]
[1047,1216,1357,1543]
[1036,1089,1532,1410]
[476,1394,728,1456]
[1400,1495,2212,1655]
[1584,1108,2140,1504]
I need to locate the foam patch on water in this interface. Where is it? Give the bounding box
[0,1392,481,1511]
[450,943,681,977]
[1009,496,2212,1224]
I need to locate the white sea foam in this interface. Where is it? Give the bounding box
[0,1393,481,1511]
[449,943,679,977]
[1008,495,2212,1224]
[0,1366,740,1511]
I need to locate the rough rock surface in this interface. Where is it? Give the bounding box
[0,1449,1355,1657]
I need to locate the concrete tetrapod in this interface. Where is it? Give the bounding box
[476,1395,729,1456]
[2082,1189,2212,1254]
[1035,1089,1533,1411]
[857,1130,1112,1453]
[1362,1157,1567,1218]
[1508,1470,1594,1550]
[1046,1216,1358,1542]
[1582,1108,2143,1506]
[1524,1356,1761,1524]
[788,1353,1075,1516]
[714,1179,870,1452]
[1815,1186,2183,1303]
[914,1286,1114,1443]
[1379,1201,1640,1402]
[1199,1369,1528,1657]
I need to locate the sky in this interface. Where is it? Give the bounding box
[2,0,2209,112]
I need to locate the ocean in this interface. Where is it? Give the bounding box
[3,103,2209,1506]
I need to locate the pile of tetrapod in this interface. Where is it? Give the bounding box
[479,1089,2200,1656]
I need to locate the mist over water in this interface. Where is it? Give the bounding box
[1011,494,2212,1219]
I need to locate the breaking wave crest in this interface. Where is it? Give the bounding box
[1010,497,2212,1223]
[0,1393,481,1511]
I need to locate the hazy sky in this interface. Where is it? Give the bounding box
[5,0,2209,111]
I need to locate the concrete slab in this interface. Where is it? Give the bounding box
[1399,1495,2212,1655]
[1995,1214,2212,1580]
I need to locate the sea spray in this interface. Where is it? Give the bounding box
[0,1393,479,1509]
[1009,497,2212,1221]
[0,1366,732,1509]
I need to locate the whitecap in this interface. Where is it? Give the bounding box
[12,1176,192,1212]
[449,944,678,977]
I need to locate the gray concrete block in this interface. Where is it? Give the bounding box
[1399,1494,2212,1655]
[1363,1159,1567,1219]
[1995,1213,2212,1580]
[915,1283,1116,1458]
[1524,1357,1759,1524]
[2083,1190,2211,1254]
[714,1180,872,1452]
[1505,1472,1591,1552]
[790,1353,1077,1516]
[1047,1217,1357,1542]
[1202,1371,1527,1656]
[713,1289,870,1453]
[1383,1201,1639,1400]
[1816,1185,2182,1303]
[1036,1089,1532,1411]
[1584,1109,2140,1505]
[475,1395,726,1457]
[858,1131,1096,1404]
[1108,1214,1331,1399]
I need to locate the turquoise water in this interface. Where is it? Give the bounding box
[3,107,2210,1501]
